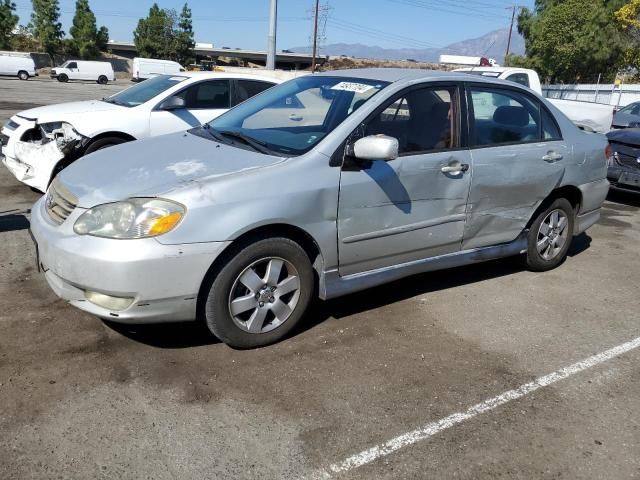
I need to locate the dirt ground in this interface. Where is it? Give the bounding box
[1,77,639,479]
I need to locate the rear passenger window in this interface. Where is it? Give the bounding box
[365,87,457,155]
[234,80,274,106]
[182,80,230,109]
[469,88,555,146]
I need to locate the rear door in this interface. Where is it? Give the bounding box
[337,83,473,275]
[149,79,231,136]
[463,83,570,249]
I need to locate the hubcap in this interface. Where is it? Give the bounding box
[537,209,569,260]
[228,257,301,334]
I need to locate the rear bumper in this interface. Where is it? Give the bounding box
[574,178,609,235]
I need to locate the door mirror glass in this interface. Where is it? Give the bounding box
[353,135,399,161]
[160,95,186,110]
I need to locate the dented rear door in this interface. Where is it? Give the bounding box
[462,84,569,249]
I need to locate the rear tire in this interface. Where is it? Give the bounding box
[84,136,128,154]
[203,237,314,348]
[57,73,68,83]
[97,75,108,85]
[18,70,29,81]
[525,198,575,272]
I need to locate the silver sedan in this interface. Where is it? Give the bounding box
[30,68,610,348]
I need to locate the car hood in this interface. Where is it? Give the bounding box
[606,127,640,145]
[16,100,124,123]
[58,131,285,207]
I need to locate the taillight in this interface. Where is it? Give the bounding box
[605,143,614,165]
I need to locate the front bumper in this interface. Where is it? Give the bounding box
[607,165,640,193]
[30,196,230,323]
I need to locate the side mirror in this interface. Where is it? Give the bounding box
[160,96,186,111]
[352,135,399,161]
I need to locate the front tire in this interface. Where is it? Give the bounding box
[84,136,127,154]
[525,198,575,272]
[203,237,314,348]
[18,70,29,80]
[57,73,68,83]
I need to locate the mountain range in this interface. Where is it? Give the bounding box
[289,28,525,64]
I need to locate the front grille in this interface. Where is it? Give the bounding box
[46,179,78,224]
[615,152,640,171]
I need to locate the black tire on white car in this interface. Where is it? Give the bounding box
[203,237,314,349]
[84,136,128,155]
[97,75,108,85]
[525,198,575,272]
[17,70,29,81]
[57,73,68,83]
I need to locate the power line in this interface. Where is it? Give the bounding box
[388,0,511,21]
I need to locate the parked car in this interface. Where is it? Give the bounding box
[1,72,280,191]
[50,60,115,84]
[454,67,615,133]
[606,128,640,192]
[132,57,184,82]
[0,53,37,80]
[611,101,640,129]
[30,69,609,348]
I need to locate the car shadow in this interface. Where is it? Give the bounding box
[103,319,220,349]
[0,212,30,233]
[607,189,640,208]
[103,235,593,349]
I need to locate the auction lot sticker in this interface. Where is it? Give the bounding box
[330,82,374,93]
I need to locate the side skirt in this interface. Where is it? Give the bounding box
[319,231,529,300]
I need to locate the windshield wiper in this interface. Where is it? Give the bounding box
[216,129,275,155]
[101,97,123,106]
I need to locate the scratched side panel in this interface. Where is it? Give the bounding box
[463,141,570,250]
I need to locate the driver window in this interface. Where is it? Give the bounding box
[67,62,78,70]
[364,86,457,155]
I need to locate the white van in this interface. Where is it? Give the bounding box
[0,53,37,80]
[132,57,184,81]
[50,60,115,84]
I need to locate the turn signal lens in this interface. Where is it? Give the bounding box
[148,211,183,236]
[605,144,614,165]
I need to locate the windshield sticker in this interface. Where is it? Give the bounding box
[330,82,374,93]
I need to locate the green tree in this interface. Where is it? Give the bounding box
[133,3,175,59]
[615,0,640,70]
[0,0,18,50]
[69,0,97,57]
[96,25,109,51]
[175,3,195,65]
[30,0,64,55]
[511,0,627,82]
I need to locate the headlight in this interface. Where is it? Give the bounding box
[73,198,184,239]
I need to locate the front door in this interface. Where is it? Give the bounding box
[462,85,570,249]
[149,79,231,136]
[337,84,472,276]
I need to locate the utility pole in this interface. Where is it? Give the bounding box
[505,5,516,60]
[311,0,320,72]
[267,0,277,70]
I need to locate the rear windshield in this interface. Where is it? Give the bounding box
[105,75,188,107]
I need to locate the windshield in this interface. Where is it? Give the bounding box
[106,75,188,108]
[207,75,389,155]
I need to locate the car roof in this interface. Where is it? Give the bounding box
[177,71,284,83]
[315,67,515,87]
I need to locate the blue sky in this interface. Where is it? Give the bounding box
[12,0,534,50]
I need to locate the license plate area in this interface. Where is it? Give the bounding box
[619,172,640,187]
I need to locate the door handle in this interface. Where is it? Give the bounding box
[441,161,469,175]
[289,114,303,121]
[542,151,563,162]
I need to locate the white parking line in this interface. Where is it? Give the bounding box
[309,335,640,479]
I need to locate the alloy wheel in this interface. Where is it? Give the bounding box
[536,208,569,260]
[228,257,301,334]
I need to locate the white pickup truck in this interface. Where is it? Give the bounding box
[455,67,614,133]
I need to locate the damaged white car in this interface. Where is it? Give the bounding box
[1,71,281,192]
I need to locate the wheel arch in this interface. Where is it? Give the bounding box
[526,185,582,230]
[195,223,324,320]
[82,131,137,152]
